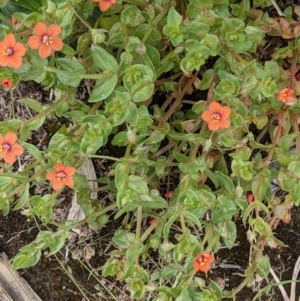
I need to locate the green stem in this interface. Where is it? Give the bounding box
[180,211,187,232]
[45,66,114,81]
[141,223,157,242]
[5,165,50,201]
[23,94,66,126]
[88,155,121,161]
[222,262,257,299]
[141,2,172,44]
[205,233,219,253]
[136,205,143,244]
[70,6,92,29]
[20,159,42,175]
[122,0,147,6]
[10,89,15,119]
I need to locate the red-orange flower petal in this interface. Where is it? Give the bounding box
[28,22,63,58]
[64,166,76,176]
[218,118,230,129]
[50,37,63,51]
[55,163,65,171]
[64,177,74,188]
[5,33,16,47]
[0,33,26,69]
[201,101,231,132]
[219,106,231,118]
[48,24,61,37]
[13,43,26,57]
[27,36,42,49]
[9,56,22,69]
[93,0,116,11]
[209,101,221,113]
[277,88,294,104]
[46,163,76,191]
[46,171,57,181]
[0,132,24,164]
[34,21,47,36]
[208,121,220,131]
[193,253,214,273]
[10,144,24,156]
[4,152,17,164]
[39,43,52,59]
[5,132,18,145]
[12,15,17,25]
[52,178,64,190]
[201,110,213,122]
[2,79,13,88]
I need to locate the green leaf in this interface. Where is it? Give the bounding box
[88,74,118,102]
[47,230,68,256]
[92,45,118,73]
[161,264,182,280]
[21,141,42,160]
[279,133,297,153]
[120,5,145,26]
[12,250,41,270]
[256,255,270,278]
[123,64,155,102]
[18,98,43,113]
[198,69,215,90]
[163,214,179,239]
[251,174,270,202]
[56,58,86,87]
[13,182,30,210]
[26,115,46,130]
[163,7,183,46]
[112,227,135,248]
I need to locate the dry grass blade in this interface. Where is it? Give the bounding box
[290,255,300,301]
[269,267,290,301]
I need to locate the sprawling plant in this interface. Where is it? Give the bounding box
[0,0,299,299]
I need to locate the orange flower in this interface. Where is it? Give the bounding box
[27,22,63,59]
[46,163,76,191]
[277,88,294,105]
[247,191,254,204]
[11,15,17,25]
[193,252,214,273]
[0,132,24,164]
[0,33,26,69]
[148,218,156,226]
[201,101,231,131]
[2,79,13,88]
[165,190,174,199]
[92,0,116,11]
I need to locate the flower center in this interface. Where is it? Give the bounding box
[198,256,208,266]
[212,113,221,123]
[42,35,52,45]
[0,143,11,153]
[4,47,13,56]
[57,171,66,181]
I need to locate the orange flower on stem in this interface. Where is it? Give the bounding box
[277,88,294,105]
[0,33,26,69]
[27,22,63,59]
[46,163,76,191]
[193,252,214,273]
[92,0,116,11]
[201,101,231,131]
[2,79,13,88]
[0,132,24,164]
[11,15,17,25]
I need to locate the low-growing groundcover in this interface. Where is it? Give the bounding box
[1,0,300,300]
